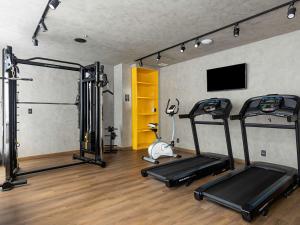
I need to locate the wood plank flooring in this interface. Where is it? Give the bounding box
[0,149,300,225]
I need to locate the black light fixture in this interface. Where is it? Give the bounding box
[139,60,143,67]
[39,21,48,32]
[287,2,296,19]
[233,24,240,37]
[49,0,60,10]
[156,52,161,61]
[32,38,38,46]
[74,38,87,43]
[194,39,201,48]
[180,43,185,53]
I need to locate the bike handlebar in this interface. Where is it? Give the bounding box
[165,98,180,115]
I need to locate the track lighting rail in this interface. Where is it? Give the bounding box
[135,0,298,64]
[32,0,60,46]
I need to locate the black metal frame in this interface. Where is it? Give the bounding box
[195,94,300,222]
[188,118,234,170]
[0,46,106,191]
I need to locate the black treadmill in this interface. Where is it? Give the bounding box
[195,94,300,222]
[141,98,234,187]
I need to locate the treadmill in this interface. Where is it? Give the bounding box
[141,98,234,187]
[194,94,300,222]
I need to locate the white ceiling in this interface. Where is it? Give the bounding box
[0,0,299,66]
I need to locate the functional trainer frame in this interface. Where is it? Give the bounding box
[0,46,107,191]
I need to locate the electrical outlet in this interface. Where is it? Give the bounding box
[28,108,32,114]
[261,150,266,157]
[125,94,130,102]
[177,138,180,143]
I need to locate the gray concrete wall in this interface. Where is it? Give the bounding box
[160,30,300,169]
[0,52,114,157]
[113,63,132,148]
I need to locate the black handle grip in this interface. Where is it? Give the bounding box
[179,114,190,119]
[230,115,241,120]
[165,99,170,114]
[287,115,298,122]
[212,114,224,120]
[174,98,180,114]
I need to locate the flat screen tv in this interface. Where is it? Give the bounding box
[207,63,247,92]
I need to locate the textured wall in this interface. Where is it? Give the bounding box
[113,63,132,148]
[113,64,123,146]
[1,59,114,157]
[160,30,300,169]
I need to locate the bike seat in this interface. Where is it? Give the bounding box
[148,123,158,128]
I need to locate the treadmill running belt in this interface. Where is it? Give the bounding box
[206,167,285,206]
[148,156,216,179]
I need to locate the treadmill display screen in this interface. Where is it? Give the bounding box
[258,96,283,113]
[203,100,221,112]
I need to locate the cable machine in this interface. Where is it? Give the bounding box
[0,46,108,191]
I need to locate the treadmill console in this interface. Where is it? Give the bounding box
[203,99,221,112]
[241,95,300,120]
[188,98,232,119]
[258,96,283,113]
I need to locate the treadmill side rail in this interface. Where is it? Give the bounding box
[242,174,297,221]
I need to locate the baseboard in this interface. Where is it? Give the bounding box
[19,150,78,162]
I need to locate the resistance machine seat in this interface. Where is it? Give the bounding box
[141,98,234,187]
[195,95,300,222]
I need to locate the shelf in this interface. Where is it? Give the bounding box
[137,129,152,132]
[137,96,157,100]
[137,81,155,86]
[138,113,158,116]
[132,67,158,150]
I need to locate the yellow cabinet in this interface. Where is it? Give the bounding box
[132,67,159,150]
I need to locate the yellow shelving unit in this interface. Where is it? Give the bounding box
[132,67,159,150]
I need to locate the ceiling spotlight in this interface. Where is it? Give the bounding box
[49,0,60,10]
[39,21,48,32]
[233,24,240,37]
[180,43,185,53]
[287,2,296,19]
[201,39,213,45]
[74,38,87,43]
[156,52,161,61]
[32,38,38,46]
[139,60,143,67]
[194,39,201,48]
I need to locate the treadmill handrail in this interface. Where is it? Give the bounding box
[179,114,190,119]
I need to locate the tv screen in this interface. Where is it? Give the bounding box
[207,63,247,92]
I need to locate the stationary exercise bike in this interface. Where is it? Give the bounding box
[142,99,181,164]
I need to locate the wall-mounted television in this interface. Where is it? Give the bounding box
[207,63,247,92]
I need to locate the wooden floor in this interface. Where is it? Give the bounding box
[0,149,300,225]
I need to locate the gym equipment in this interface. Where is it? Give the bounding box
[73,63,107,166]
[142,99,181,164]
[141,98,234,187]
[195,94,300,222]
[0,46,109,191]
[104,126,118,153]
